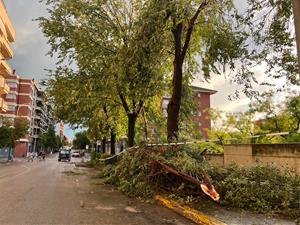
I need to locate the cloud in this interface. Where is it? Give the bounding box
[5,0,56,82]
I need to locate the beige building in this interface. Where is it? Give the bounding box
[0,0,15,113]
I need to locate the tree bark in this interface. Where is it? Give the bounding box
[110,130,116,155]
[127,113,137,147]
[101,137,106,154]
[167,23,183,142]
[167,3,209,142]
[142,107,148,142]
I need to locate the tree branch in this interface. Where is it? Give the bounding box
[136,100,144,115]
[181,1,209,61]
[119,93,130,114]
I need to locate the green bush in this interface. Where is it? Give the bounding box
[198,142,224,153]
[209,164,300,215]
[101,144,209,198]
[100,145,300,218]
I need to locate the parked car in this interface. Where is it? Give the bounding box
[58,150,71,162]
[71,150,80,157]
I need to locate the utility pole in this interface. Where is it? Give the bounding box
[293,0,300,76]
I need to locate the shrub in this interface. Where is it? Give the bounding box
[209,164,300,214]
[100,145,300,218]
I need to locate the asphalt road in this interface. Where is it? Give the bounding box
[0,156,193,225]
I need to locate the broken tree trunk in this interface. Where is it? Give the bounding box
[154,161,204,186]
[153,160,220,201]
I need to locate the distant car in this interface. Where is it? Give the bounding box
[58,150,71,162]
[71,150,80,157]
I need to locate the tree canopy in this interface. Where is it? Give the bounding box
[0,118,29,148]
[73,131,90,149]
[39,0,300,145]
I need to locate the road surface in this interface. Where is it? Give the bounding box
[0,156,193,225]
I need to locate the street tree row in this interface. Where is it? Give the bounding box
[38,0,299,148]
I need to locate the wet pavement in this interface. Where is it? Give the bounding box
[0,156,297,225]
[0,156,193,225]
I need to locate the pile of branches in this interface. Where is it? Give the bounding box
[100,145,219,200]
[100,145,300,218]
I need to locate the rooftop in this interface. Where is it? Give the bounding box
[190,85,217,94]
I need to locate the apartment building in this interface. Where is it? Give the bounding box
[161,85,217,139]
[0,0,15,113]
[1,73,54,157]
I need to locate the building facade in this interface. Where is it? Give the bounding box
[1,73,54,157]
[0,0,15,113]
[161,86,217,139]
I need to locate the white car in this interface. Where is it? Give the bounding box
[71,150,80,157]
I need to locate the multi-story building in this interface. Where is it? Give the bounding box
[0,0,15,113]
[161,85,217,139]
[1,72,54,157]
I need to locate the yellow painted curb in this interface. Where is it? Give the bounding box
[154,195,227,225]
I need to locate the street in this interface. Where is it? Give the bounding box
[0,156,193,225]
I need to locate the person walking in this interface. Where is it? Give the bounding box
[27,152,33,162]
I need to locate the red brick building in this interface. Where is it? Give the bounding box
[161,85,217,139]
[0,72,54,157]
[191,85,217,138]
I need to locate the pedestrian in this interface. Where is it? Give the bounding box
[27,152,33,162]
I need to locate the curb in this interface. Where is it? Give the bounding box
[154,195,227,225]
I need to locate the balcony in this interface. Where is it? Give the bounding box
[0,17,5,37]
[1,35,13,58]
[0,59,12,77]
[0,1,16,42]
[0,98,8,112]
[0,76,9,94]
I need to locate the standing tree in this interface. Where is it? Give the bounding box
[163,1,250,141]
[0,118,29,160]
[39,0,169,147]
[73,131,90,150]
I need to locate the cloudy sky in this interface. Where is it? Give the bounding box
[4,0,296,139]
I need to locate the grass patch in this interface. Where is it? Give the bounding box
[63,170,86,176]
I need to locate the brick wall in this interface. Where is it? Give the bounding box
[15,142,28,157]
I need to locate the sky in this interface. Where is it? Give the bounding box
[4,0,297,139]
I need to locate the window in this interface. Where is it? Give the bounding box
[6,93,16,100]
[198,93,201,98]
[7,82,17,88]
[8,105,16,112]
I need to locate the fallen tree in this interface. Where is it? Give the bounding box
[150,160,219,201]
[99,145,300,219]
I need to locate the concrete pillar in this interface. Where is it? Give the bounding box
[293,0,300,75]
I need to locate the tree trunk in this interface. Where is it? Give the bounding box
[167,25,183,141]
[110,130,116,155]
[293,0,300,75]
[127,113,137,147]
[142,107,148,142]
[101,138,106,154]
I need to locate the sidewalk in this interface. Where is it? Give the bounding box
[191,200,296,225]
